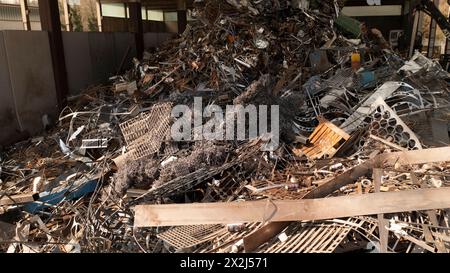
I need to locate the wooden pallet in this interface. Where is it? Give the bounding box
[297,117,350,159]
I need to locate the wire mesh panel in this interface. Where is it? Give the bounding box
[119,102,173,160]
[119,112,153,147]
[258,218,365,253]
[158,224,224,250]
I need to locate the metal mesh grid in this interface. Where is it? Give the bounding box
[158,224,224,250]
[119,112,153,147]
[119,102,173,160]
[259,218,364,253]
[195,222,263,253]
[163,129,179,155]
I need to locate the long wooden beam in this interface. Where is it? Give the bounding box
[134,187,450,227]
[374,168,389,253]
[0,193,39,206]
[306,146,450,200]
[243,146,450,251]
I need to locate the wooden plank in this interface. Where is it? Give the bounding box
[303,117,349,159]
[134,187,450,227]
[310,125,328,143]
[423,224,434,243]
[330,132,344,145]
[242,147,450,252]
[0,193,39,206]
[243,221,290,253]
[369,134,407,151]
[307,147,450,200]
[376,146,450,167]
[403,235,436,253]
[374,168,389,253]
[319,119,350,139]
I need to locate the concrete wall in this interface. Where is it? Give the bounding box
[0,30,175,146]
[63,31,174,95]
[165,21,178,34]
[0,30,58,146]
[0,31,21,145]
[143,32,175,49]
[143,20,166,33]
[102,16,171,33]
[63,31,137,94]
[0,20,41,30]
[102,16,128,32]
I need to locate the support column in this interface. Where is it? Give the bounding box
[443,7,450,71]
[374,168,388,253]
[177,0,187,34]
[38,0,68,109]
[446,6,450,55]
[129,2,144,60]
[409,10,420,58]
[427,0,440,58]
[19,0,31,31]
[62,0,71,31]
[417,10,425,33]
[96,0,103,32]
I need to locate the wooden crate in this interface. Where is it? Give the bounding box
[298,117,350,159]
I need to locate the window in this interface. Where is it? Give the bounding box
[163,11,177,21]
[148,10,163,21]
[101,3,126,18]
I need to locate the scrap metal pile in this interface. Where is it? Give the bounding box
[1,0,450,253]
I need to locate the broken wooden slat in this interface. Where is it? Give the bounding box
[403,235,436,253]
[298,117,350,159]
[0,193,39,206]
[376,146,450,167]
[114,82,128,92]
[307,147,450,200]
[126,188,148,198]
[374,168,389,253]
[242,147,450,252]
[134,187,450,227]
[369,134,407,151]
[243,221,291,253]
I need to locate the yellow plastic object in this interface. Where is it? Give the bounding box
[351,52,361,71]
